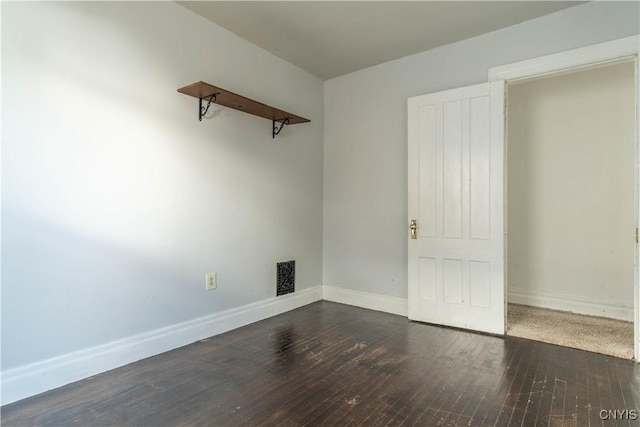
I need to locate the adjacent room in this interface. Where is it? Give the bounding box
[506,62,636,360]
[2,1,639,425]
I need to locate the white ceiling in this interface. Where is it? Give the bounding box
[178,1,584,80]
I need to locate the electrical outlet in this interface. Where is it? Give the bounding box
[206,272,217,291]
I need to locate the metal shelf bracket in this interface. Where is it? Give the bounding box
[273,118,290,139]
[199,93,219,121]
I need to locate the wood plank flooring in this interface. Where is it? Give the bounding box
[2,301,639,426]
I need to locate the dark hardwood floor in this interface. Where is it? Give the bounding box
[2,301,639,426]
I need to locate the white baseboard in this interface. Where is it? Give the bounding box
[1,285,323,406]
[17,284,626,406]
[508,288,633,321]
[323,285,408,317]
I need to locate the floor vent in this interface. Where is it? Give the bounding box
[277,260,295,296]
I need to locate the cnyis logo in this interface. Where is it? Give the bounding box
[599,409,638,420]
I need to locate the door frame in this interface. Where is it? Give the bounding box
[488,35,640,361]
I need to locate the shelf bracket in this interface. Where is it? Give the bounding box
[199,93,219,121]
[273,118,290,139]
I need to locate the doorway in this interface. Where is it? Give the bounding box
[504,61,636,359]
[407,36,639,360]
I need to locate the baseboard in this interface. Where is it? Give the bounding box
[323,285,408,317]
[508,289,633,321]
[16,285,624,406]
[1,285,323,406]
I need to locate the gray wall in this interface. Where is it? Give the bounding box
[323,1,640,298]
[1,2,324,370]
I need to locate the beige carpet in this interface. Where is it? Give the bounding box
[507,304,634,360]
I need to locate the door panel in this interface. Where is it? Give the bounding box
[418,105,437,238]
[443,101,463,239]
[469,97,491,239]
[408,81,505,335]
[419,257,437,301]
[443,259,463,304]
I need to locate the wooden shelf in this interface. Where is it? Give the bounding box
[177,81,310,137]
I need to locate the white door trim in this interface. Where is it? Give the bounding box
[489,36,639,82]
[488,35,640,361]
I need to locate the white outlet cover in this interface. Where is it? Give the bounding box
[206,272,217,290]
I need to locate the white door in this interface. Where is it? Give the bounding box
[408,81,505,335]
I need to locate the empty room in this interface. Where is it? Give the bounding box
[2,1,639,426]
